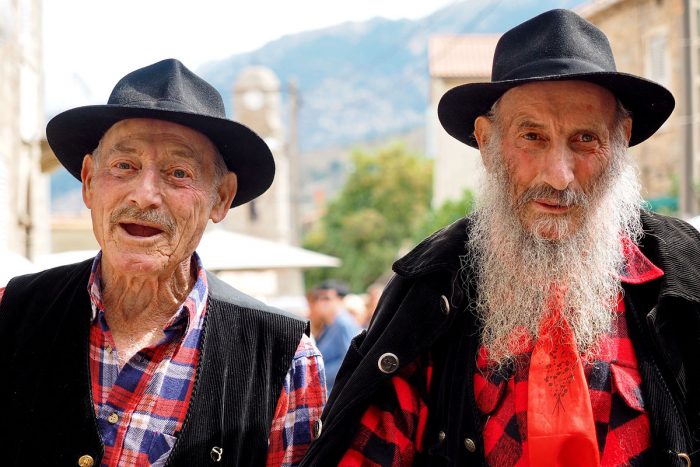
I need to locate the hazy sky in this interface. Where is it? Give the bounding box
[43,0,458,115]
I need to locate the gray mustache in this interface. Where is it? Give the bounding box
[517,185,590,208]
[110,206,176,237]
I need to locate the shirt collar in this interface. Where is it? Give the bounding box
[87,251,209,331]
[619,237,664,285]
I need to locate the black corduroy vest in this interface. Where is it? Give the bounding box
[0,259,307,467]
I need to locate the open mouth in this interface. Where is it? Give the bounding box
[120,223,164,238]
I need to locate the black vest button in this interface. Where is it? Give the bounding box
[464,438,476,453]
[378,352,399,374]
[439,295,450,315]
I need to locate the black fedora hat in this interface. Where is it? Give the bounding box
[46,58,274,207]
[438,9,675,148]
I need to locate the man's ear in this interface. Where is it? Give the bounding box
[623,116,632,145]
[81,154,95,209]
[474,116,494,171]
[210,172,237,223]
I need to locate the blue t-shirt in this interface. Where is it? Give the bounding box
[315,309,361,392]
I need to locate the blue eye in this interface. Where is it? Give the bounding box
[173,169,187,179]
[580,134,594,142]
[116,162,131,170]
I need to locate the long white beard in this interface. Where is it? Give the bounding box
[466,128,644,367]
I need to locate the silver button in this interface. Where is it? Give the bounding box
[210,446,223,462]
[438,430,446,443]
[378,352,399,374]
[312,419,323,439]
[439,295,450,315]
[464,438,476,452]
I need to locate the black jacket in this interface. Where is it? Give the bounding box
[302,211,700,466]
[0,259,307,467]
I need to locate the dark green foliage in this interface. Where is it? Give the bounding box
[303,144,432,291]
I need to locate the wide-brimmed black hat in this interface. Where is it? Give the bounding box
[438,9,675,148]
[46,58,274,207]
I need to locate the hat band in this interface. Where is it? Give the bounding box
[497,57,613,82]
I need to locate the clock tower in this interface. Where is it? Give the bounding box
[225,66,291,245]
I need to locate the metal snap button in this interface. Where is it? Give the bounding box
[210,446,223,462]
[312,419,323,439]
[78,455,94,467]
[439,295,450,315]
[464,437,476,452]
[677,452,691,467]
[377,352,399,374]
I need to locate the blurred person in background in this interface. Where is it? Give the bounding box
[303,9,700,466]
[311,279,361,392]
[344,293,369,328]
[0,59,325,467]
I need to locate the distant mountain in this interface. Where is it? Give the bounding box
[197,0,583,152]
[51,0,583,210]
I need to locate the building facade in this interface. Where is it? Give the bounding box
[427,34,499,207]
[0,0,49,260]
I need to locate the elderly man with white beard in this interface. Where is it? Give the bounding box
[302,9,700,467]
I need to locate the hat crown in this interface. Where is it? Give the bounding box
[493,9,617,82]
[108,58,226,118]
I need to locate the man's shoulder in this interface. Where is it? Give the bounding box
[392,216,472,278]
[1,259,94,305]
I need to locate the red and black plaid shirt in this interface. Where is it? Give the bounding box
[342,240,662,466]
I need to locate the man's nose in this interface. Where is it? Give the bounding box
[130,167,163,209]
[540,144,575,191]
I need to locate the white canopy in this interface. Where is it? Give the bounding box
[1,250,38,287]
[687,215,700,231]
[31,229,340,272]
[197,228,340,271]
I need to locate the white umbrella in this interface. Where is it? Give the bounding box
[0,250,37,287]
[34,249,98,270]
[197,228,340,271]
[687,215,700,231]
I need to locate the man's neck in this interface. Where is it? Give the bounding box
[100,258,196,368]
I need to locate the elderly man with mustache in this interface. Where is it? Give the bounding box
[0,59,325,467]
[302,9,700,467]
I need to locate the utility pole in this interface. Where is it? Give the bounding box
[682,0,698,216]
[287,79,301,245]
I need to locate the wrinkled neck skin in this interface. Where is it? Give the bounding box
[100,256,196,368]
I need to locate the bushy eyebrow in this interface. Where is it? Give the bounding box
[110,142,137,154]
[515,119,546,131]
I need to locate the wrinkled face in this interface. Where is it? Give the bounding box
[81,118,237,277]
[474,80,631,240]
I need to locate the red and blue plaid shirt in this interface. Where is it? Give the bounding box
[342,240,661,466]
[0,252,326,466]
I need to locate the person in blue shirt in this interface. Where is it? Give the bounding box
[310,280,361,392]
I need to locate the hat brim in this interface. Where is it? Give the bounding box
[46,105,275,207]
[437,72,675,148]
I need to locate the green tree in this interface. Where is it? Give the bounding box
[411,189,475,244]
[304,143,432,291]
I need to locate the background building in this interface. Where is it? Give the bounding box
[428,34,499,206]
[0,0,49,263]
